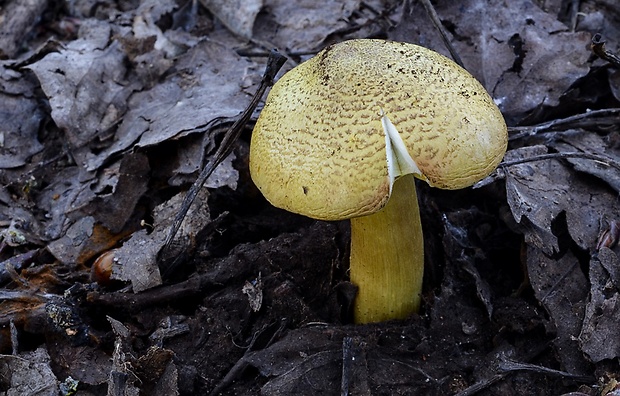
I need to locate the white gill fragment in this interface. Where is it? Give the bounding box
[381,111,423,193]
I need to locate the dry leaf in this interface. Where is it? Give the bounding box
[253,0,361,51]
[0,348,58,396]
[391,0,591,122]
[505,145,620,254]
[526,246,589,373]
[200,0,263,39]
[579,247,620,362]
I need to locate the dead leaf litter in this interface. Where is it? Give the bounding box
[0,0,619,395]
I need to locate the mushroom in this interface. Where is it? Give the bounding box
[249,39,507,324]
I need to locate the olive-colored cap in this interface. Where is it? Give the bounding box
[250,39,507,221]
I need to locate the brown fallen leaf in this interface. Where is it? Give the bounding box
[253,0,361,52]
[526,246,589,373]
[504,145,620,254]
[390,0,591,122]
[579,247,620,362]
[549,130,620,194]
[0,348,58,395]
[200,0,263,39]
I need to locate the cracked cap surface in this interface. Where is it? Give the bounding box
[250,39,507,221]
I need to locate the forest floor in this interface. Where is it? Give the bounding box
[0,0,620,395]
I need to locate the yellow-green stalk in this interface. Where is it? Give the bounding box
[350,174,423,323]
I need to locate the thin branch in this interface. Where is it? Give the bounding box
[500,151,620,172]
[498,358,594,382]
[163,50,287,253]
[508,108,620,141]
[453,373,506,396]
[591,34,620,68]
[418,0,464,68]
[476,150,620,188]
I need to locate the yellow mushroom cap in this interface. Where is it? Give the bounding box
[250,39,507,221]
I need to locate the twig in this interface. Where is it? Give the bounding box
[209,319,288,396]
[498,358,594,382]
[360,1,400,31]
[508,108,620,141]
[476,149,620,188]
[499,151,620,172]
[87,273,210,312]
[163,50,287,252]
[454,343,568,396]
[418,0,464,68]
[454,357,594,396]
[453,373,506,396]
[540,258,580,304]
[591,34,620,68]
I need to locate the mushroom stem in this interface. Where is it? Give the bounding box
[350,173,424,324]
